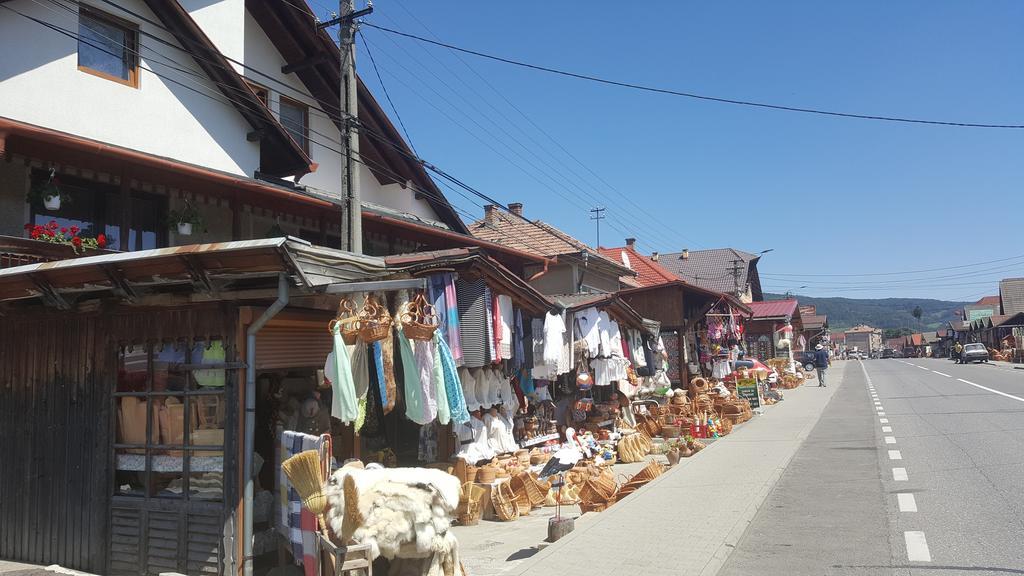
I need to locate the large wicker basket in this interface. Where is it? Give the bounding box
[358,295,392,342]
[491,481,519,521]
[401,293,439,341]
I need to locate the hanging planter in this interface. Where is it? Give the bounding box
[27,168,70,212]
[167,199,205,237]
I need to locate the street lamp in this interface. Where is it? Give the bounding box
[784,285,807,298]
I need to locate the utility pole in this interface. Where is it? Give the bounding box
[590,206,605,248]
[322,0,373,252]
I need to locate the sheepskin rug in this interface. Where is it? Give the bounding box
[324,465,464,575]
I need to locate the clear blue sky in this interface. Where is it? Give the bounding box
[323,1,1023,301]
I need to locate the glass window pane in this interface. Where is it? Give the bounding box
[153,396,186,446]
[150,453,184,499]
[189,450,224,501]
[190,340,227,389]
[279,100,307,151]
[117,346,148,393]
[115,448,147,497]
[116,396,149,445]
[79,14,129,80]
[191,396,225,447]
[154,346,188,393]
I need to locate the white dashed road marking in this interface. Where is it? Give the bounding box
[932,371,951,377]
[893,467,908,481]
[905,531,932,562]
[880,418,889,423]
[888,450,902,460]
[878,412,886,416]
[882,426,892,432]
[957,378,1024,403]
[897,493,917,512]
[885,436,897,444]
[917,366,929,371]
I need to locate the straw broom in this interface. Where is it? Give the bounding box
[282,450,328,524]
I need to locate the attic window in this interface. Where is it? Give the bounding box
[78,8,139,88]
[279,97,309,154]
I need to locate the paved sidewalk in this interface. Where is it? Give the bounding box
[505,362,849,576]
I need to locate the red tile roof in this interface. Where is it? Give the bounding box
[976,295,1001,306]
[748,299,798,319]
[597,246,678,287]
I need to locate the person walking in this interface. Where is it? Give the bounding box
[814,343,831,387]
[954,341,963,364]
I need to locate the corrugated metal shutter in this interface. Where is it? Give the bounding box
[255,322,333,370]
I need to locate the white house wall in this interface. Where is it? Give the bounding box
[0,0,259,176]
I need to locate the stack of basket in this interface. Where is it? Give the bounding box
[617,432,652,463]
[509,472,548,516]
[455,482,487,525]
[617,461,665,500]
[578,468,618,513]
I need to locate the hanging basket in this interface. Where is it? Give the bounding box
[401,293,440,341]
[357,295,392,343]
[328,297,361,345]
[43,195,61,211]
[176,222,193,236]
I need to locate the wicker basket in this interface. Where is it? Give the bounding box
[632,461,665,484]
[718,418,733,436]
[401,293,439,341]
[511,472,547,508]
[358,295,393,343]
[456,482,486,526]
[579,473,617,503]
[491,481,519,521]
[529,451,551,466]
[661,424,681,438]
[578,499,613,513]
[689,377,709,395]
[477,465,497,484]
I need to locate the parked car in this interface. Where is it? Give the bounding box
[882,349,895,359]
[961,343,989,363]
[795,351,817,371]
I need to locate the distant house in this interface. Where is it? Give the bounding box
[658,248,765,303]
[999,278,1024,315]
[800,313,829,348]
[469,203,635,294]
[745,299,803,360]
[963,295,1001,321]
[845,325,882,353]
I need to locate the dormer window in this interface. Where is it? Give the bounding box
[78,7,139,88]
[279,97,309,153]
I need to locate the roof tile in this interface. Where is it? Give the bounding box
[597,246,678,287]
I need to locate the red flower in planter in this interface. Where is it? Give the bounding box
[23,223,32,231]
[30,228,40,239]
[71,236,82,247]
[97,234,107,248]
[61,227,68,234]
[47,220,58,230]
[70,225,80,235]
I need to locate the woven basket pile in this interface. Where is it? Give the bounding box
[455,482,486,526]
[617,461,665,500]
[617,432,651,463]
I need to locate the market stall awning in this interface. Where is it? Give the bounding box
[384,247,555,316]
[616,280,752,316]
[0,237,386,308]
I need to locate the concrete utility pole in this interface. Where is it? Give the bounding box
[590,206,605,248]
[731,259,743,298]
[332,0,372,253]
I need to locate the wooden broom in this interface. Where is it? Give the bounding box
[282,450,328,519]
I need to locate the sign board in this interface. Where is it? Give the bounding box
[968,309,995,321]
[736,379,760,409]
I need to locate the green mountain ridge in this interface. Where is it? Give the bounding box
[764,294,968,331]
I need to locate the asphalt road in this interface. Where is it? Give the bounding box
[719,358,1024,576]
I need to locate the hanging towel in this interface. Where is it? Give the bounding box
[381,333,397,414]
[326,325,358,424]
[279,431,328,575]
[432,339,451,425]
[414,338,439,423]
[371,341,387,408]
[349,341,369,399]
[397,331,430,424]
[497,294,514,360]
[513,308,526,370]
[443,274,462,365]
[490,290,502,362]
[456,278,489,367]
[437,333,470,423]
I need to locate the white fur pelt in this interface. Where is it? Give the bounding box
[325,466,462,562]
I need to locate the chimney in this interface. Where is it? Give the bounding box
[651,252,659,261]
[508,202,523,217]
[682,248,690,260]
[625,237,636,249]
[484,204,499,225]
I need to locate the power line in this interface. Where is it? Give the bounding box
[357,29,417,156]
[362,22,1024,130]
[371,8,705,251]
[760,253,1024,278]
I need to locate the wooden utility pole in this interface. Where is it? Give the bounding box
[325,0,372,253]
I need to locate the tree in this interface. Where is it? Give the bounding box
[912,305,923,327]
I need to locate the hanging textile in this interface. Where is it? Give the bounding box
[456,278,490,368]
[513,308,526,370]
[432,339,451,425]
[437,333,470,424]
[489,289,501,362]
[607,319,623,358]
[576,307,602,357]
[371,341,386,410]
[326,324,359,425]
[381,334,397,414]
[414,339,439,424]
[359,348,386,438]
[497,294,514,360]
[397,331,430,425]
[459,367,479,412]
[442,274,463,365]
[349,340,369,399]
[428,275,447,335]
[542,311,566,366]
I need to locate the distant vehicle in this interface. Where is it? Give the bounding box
[882,349,895,359]
[961,343,989,364]
[848,351,864,360]
[893,350,904,358]
[795,351,816,371]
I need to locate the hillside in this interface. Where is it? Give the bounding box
[764,294,968,331]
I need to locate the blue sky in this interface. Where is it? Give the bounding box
[325,1,1023,301]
